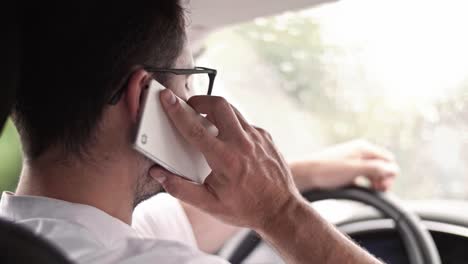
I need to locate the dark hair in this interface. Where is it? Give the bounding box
[0,2,20,132]
[14,1,186,159]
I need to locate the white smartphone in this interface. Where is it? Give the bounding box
[134,80,218,183]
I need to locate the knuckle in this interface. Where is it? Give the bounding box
[213,97,229,110]
[374,166,386,178]
[255,127,272,140]
[237,133,256,152]
[363,162,380,177]
[241,139,256,154]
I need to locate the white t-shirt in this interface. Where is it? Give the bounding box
[0,192,228,264]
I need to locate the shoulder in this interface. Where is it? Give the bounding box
[132,193,198,248]
[134,193,181,214]
[88,238,229,264]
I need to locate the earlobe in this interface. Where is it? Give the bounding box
[125,69,150,123]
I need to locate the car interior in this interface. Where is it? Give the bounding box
[2,0,468,263]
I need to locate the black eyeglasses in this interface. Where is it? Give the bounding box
[108,66,217,105]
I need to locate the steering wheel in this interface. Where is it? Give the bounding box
[227,186,441,264]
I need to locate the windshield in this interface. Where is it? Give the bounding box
[197,0,468,200]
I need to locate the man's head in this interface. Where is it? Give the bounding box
[14,1,193,206]
[0,2,20,132]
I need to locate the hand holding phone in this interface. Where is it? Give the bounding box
[134,80,218,183]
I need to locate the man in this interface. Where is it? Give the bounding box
[0,1,397,263]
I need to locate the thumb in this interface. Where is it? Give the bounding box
[149,166,216,206]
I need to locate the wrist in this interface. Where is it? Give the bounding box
[255,194,312,236]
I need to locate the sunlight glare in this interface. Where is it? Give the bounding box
[311,0,468,109]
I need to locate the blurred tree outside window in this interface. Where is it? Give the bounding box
[198,0,468,199]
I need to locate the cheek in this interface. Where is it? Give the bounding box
[166,78,190,100]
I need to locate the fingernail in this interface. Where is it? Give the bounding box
[162,89,177,105]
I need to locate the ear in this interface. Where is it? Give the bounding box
[124,69,151,123]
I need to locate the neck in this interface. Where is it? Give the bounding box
[15,151,136,225]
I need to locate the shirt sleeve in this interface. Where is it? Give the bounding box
[132,193,198,249]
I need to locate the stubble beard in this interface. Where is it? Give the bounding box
[132,156,164,208]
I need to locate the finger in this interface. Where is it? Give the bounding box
[204,169,230,189]
[361,143,396,162]
[187,96,245,137]
[360,160,398,185]
[371,176,394,192]
[381,177,394,191]
[371,179,386,192]
[230,104,251,131]
[360,160,398,191]
[253,126,274,142]
[149,166,217,209]
[160,90,224,163]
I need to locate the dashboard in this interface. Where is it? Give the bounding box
[343,219,468,264]
[219,200,468,264]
